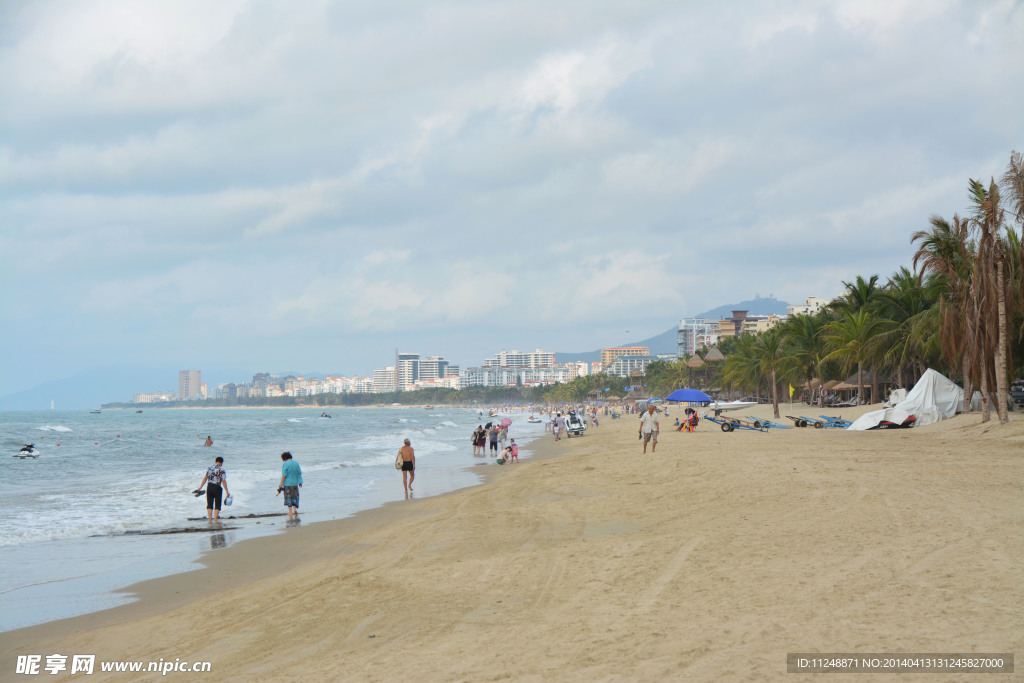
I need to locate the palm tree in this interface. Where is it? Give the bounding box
[911,213,975,411]
[823,309,883,405]
[781,312,827,400]
[832,275,882,401]
[752,328,788,418]
[722,336,761,401]
[871,267,941,386]
[969,178,1009,423]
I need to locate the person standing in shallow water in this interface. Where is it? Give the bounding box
[278,451,303,519]
[196,456,229,521]
[399,438,415,492]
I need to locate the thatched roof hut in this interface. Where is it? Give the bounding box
[686,355,705,368]
[704,347,726,363]
[843,370,895,385]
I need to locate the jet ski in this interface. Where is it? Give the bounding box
[15,444,40,459]
[564,412,586,437]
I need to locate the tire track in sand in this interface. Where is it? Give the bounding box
[634,536,703,613]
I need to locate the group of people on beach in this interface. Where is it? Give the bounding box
[472,423,509,456]
[195,436,423,520]
[195,451,304,522]
[470,423,519,463]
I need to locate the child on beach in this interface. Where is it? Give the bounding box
[508,439,519,463]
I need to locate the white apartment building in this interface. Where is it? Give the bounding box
[604,355,652,378]
[566,361,589,380]
[351,377,375,394]
[482,349,555,368]
[373,367,397,393]
[133,391,176,403]
[677,319,720,357]
[461,364,575,388]
[787,296,829,316]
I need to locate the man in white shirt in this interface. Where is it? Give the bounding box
[638,404,660,453]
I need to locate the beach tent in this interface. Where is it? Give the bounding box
[847,369,963,430]
[884,388,908,407]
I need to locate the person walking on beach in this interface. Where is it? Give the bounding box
[398,438,415,492]
[639,404,660,454]
[278,451,303,519]
[472,426,483,456]
[196,456,230,521]
[554,413,565,441]
[478,425,488,455]
[489,424,499,456]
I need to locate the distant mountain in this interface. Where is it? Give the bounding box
[4,298,792,408]
[0,364,256,411]
[555,296,790,363]
[691,296,790,321]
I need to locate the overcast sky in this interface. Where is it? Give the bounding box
[2,0,1022,394]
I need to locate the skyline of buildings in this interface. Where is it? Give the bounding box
[129,300,816,402]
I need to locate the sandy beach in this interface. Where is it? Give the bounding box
[3,403,1021,681]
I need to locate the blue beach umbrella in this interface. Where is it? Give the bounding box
[666,388,711,403]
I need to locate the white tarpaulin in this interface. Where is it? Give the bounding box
[847,369,963,430]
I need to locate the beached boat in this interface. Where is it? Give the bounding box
[707,401,758,413]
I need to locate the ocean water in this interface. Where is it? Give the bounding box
[0,406,545,631]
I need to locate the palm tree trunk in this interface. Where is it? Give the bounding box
[857,361,864,405]
[995,260,1009,423]
[871,365,879,405]
[979,347,990,423]
[962,351,973,413]
[771,369,779,419]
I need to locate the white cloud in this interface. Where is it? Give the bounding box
[1,0,1022,389]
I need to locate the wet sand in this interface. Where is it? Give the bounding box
[2,403,1021,681]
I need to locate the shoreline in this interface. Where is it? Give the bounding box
[2,405,1020,681]
[0,405,543,633]
[0,419,562,648]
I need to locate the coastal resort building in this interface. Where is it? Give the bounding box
[600,346,649,369]
[786,297,829,317]
[677,319,720,357]
[604,354,652,378]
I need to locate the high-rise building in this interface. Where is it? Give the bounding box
[178,370,201,400]
[418,356,450,382]
[600,347,648,368]
[604,355,652,378]
[395,351,420,389]
[677,319,719,356]
[374,367,397,393]
[483,349,555,368]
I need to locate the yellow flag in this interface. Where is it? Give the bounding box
[788,383,794,398]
